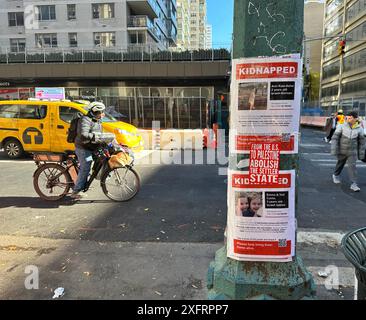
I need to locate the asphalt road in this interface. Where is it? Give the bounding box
[0,127,365,242]
[0,127,362,300]
[0,149,228,243]
[298,127,366,231]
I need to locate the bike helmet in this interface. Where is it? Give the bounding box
[89,101,106,113]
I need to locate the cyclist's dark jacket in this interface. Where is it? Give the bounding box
[75,112,104,151]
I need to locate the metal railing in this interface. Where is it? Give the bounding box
[0,47,231,64]
[128,15,153,28]
[127,15,160,40]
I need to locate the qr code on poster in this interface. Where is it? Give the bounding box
[278,239,287,247]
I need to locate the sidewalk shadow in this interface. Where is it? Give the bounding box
[0,151,32,161]
[0,196,77,209]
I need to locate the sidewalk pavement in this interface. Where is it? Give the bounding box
[0,230,356,300]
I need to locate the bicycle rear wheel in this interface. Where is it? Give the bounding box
[33,163,72,201]
[101,166,140,202]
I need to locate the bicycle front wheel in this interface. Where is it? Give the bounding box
[101,166,140,202]
[33,163,72,201]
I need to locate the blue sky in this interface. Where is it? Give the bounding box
[206,0,234,48]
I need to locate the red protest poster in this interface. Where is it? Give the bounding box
[236,135,296,152]
[249,142,280,180]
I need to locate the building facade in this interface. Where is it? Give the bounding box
[0,0,177,52]
[320,0,366,116]
[205,24,212,49]
[175,0,209,50]
[304,1,325,104]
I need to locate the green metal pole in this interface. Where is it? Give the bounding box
[207,0,316,300]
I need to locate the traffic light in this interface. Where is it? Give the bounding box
[338,40,346,55]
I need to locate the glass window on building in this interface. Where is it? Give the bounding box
[322,60,340,79]
[68,33,78,47]
[8,12,24,27]
[150,88,173,97]
[79,88,97,99]
[201,87,214,99]
[346,0,366,22]
[174,88,200,97]
[136,88,150,97]
[325,0,343,18]
[36,5,56,21]
[67,4,76,20]
[177,97,190,129]
[142,97,154,128]
[325,14,343,36]
[36,34,58,48]
[152,97,167,128]
[103,96,134,122]
[19,88,33,100]
[344,48,366,72]
[97,87,122,97]
[65,88,79,99]
[10,38,26,53]
[359,101,366,116]
[125,88,135,97]
[346,21,366,43]
[342,78,366,94]
[321,85,339,98]
[92,3,115,19]
[94,32,115,47]
[129,32,146,44]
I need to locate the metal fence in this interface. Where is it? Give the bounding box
[0,47,231,64]
[99,96,209,129]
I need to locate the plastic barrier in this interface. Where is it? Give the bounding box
[140,129,203,150]
[300,116,328,128]
[203,124,218,149]
[160,130,183,150]
[139,130,155,149]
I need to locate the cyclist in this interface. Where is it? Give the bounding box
[71,101,107,199]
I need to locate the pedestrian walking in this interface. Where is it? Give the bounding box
[336,109,345,125]
[324,113,337,143]
[331,111,365,192]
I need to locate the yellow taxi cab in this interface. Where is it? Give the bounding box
[0,99,143,158]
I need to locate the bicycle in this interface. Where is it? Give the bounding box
[32,142,140,202]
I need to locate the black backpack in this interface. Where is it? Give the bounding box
[67,112,83,143]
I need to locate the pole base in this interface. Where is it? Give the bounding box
[207,246,316,300]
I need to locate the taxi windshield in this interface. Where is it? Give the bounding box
[82,106,117,123]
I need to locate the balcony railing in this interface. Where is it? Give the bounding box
[0,47,231,64]
[128,15,153,28]
[128,15,159,40]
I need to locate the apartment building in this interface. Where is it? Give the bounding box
[205,24,212,49]
[176,0,191,50]
[320,0,366,116]
[303,1,325,102]
[0,0,177,52]
[175,0,209,50]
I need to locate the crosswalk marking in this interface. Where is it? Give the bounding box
[316,163,366,168]
[300,143,326,147]
[302,153,332,155]
[310,159,337,162]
